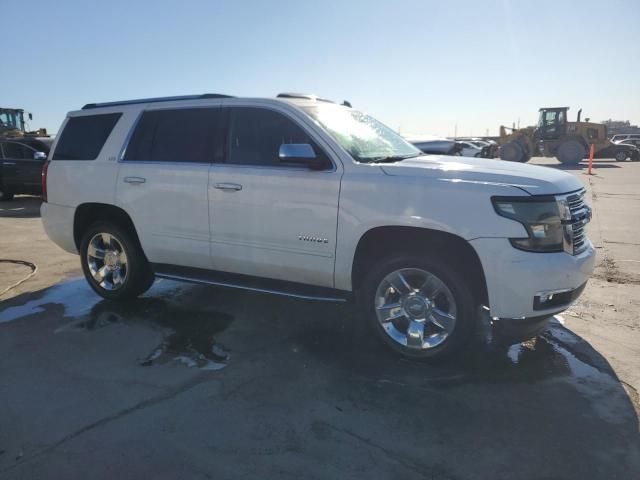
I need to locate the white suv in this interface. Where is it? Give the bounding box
[41,93,595,359]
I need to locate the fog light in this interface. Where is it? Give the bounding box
[539,293,554,303]
[533,283,587,311]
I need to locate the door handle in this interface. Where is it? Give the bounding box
[123,176,146,184]
[214,182,242,191]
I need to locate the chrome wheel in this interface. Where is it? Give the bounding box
[374,268,457,350]
[87,233,128,291]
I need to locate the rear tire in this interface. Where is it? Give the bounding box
[80,221,154,300]
[0,187,14,201]
[556,140,586,164]
[499,141,527,162]
[614,149,628,162]
[359,252,476,360]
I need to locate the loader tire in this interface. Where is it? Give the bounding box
[557,141,585,165]
[499,141,526,162]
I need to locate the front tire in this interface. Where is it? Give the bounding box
[80,221,154,300]
[499,141,527,162]
[360,253,475,359]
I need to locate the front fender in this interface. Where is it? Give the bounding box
[333,169,529,290]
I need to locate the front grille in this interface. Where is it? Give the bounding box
[565,189,590,254]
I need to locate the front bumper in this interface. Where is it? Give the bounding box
[470,237,595,319]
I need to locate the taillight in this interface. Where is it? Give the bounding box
[42,160,49,202]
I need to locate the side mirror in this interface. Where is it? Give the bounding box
[278,144,327,170]
[33,151,47,161]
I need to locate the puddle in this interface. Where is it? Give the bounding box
[293,314,617,392]
[1,278,234,370]
[0,278,622,386]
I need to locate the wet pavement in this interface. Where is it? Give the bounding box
[1,278,638,479]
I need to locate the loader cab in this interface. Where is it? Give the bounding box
[536,107,568,140]
[0,109,26,135]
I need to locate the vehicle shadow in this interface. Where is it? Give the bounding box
[1,278,639,477]
[551,159,622,171]
[0,196,42,218]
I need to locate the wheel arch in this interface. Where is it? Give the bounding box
[74,203,141,251]
[350,226,489,307]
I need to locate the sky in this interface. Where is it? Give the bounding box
[3,0,639,137]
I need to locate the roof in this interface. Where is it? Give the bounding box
[80,93,351,111]
[82,94,234,110]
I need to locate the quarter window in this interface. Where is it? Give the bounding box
[53,113,121,160]
[226,107,326,167]
[124,108,224,163]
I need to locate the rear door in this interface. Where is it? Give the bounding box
[116,104,225,268]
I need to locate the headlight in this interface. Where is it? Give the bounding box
[492,196,568,253]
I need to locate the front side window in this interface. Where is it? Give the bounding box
[226,107,325,167]
[303,105,420,163]
[53,113,121,160]
[1,142,34,160]
[124,108,224,163]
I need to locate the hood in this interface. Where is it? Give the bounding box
[380,155,583,195]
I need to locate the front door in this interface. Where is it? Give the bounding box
[208,106,342,288]
[0,141,44,193]
[116,105,225,268]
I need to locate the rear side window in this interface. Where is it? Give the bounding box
[53,113,121,160]
[124,108,224,163]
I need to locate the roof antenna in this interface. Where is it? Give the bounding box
[342,100,352,108]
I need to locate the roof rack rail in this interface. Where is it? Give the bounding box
[82,93,234,110]
[276,93,334,103]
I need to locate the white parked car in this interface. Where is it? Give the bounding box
[611,134,640,143]
[41,93,595,359]
[456,141,483,157]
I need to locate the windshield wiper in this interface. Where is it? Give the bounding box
[369,153,422,163]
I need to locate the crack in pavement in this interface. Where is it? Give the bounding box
[317,420,457,480]
[0,331,298,474]
[0,374,215,474]
[603,240,640,246]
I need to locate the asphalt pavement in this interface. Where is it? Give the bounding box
[1,157,639,479]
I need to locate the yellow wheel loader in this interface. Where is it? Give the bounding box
[497,107,639,164]
[0,108,48,138]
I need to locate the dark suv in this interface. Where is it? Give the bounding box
[0,137,52,200]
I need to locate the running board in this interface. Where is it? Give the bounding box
[152,263,350,303]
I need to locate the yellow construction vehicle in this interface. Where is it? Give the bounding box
[497,107,638,164]
[0,108,48,138]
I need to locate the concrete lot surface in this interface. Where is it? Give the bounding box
[1,158,639,479]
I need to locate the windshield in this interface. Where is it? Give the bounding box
[303,105,421,163]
